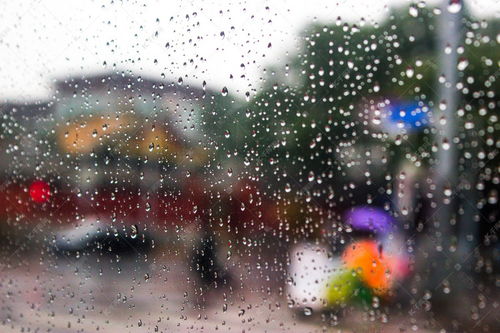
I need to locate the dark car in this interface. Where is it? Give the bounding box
[53,219,154,257]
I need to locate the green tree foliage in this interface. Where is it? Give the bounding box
[239,4,498,209]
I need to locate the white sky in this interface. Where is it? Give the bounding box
[0,0,498,102]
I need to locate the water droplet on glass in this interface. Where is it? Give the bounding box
[409,5,418,17]
[308,171,315,182]
[442,139,450,151]
[131,224,139,238]
[487,190,498,204]
[439,101,447,111]
[447,0,462,14]
[457,58,469,71]
[303,307,313,316]
[406,66,414,78]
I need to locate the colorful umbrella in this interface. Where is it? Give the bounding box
[342,240,395,295]
[325,269,373,306]
[345,206,395,235]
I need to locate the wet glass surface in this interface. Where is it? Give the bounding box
[0,1,499,332]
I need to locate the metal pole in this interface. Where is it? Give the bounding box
[428,0,463,289]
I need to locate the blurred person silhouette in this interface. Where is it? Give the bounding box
[190,220,233,308]
[186,176,233,308]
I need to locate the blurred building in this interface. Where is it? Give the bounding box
[0,101,54,178]
[52,72,209,189]
[0,72,216,227]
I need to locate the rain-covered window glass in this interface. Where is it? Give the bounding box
[1,0,499,332]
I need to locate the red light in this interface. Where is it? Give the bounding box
[29,180,51,203]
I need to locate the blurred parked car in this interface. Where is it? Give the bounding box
[53,218,154,256]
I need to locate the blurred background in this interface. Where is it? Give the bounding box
[0,0,498,332]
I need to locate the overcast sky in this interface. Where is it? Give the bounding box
[0,0,498,102]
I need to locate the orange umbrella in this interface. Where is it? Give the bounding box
[342,240,395,295]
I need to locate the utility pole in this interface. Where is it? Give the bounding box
[427,0,463,293]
